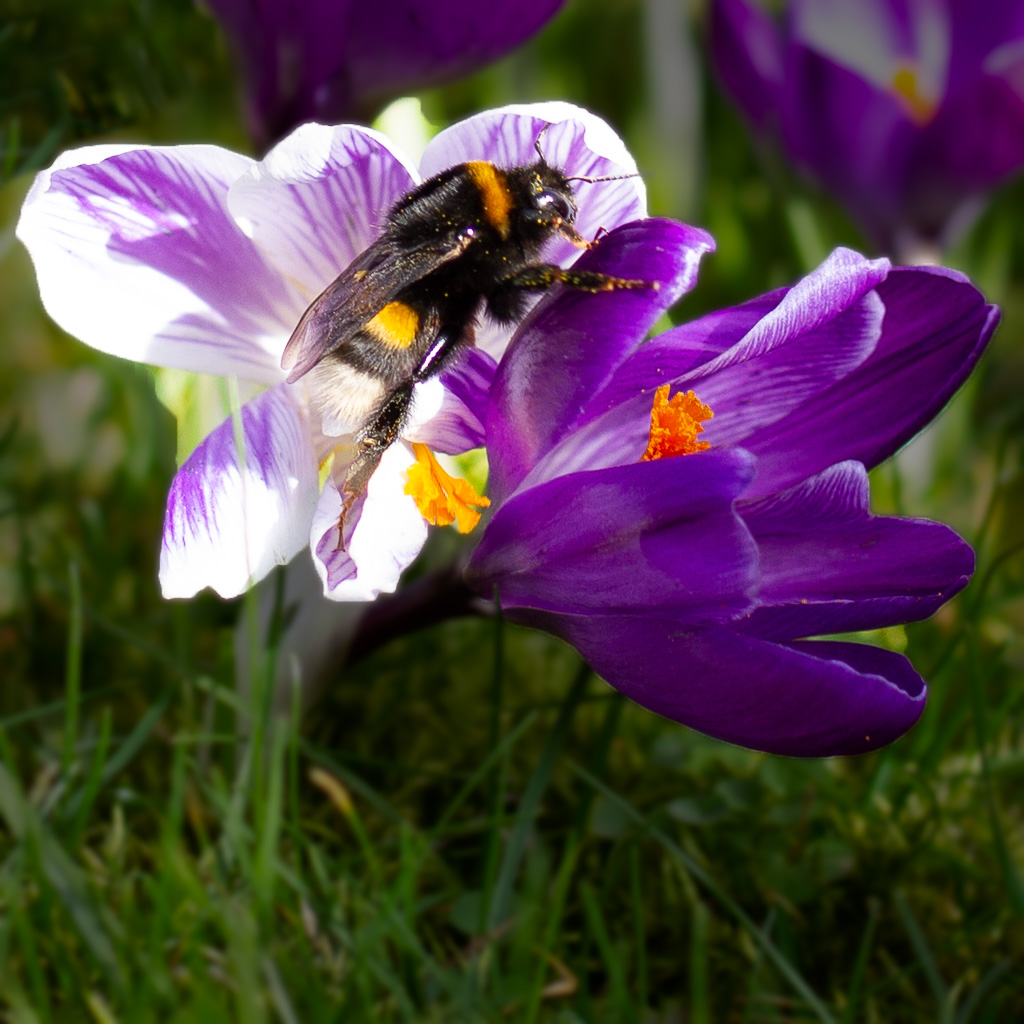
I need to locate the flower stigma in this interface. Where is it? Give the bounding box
[890,65,938,124]
[641,384,713,461]
[405,443,490,532]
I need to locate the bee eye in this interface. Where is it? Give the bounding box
[535,188,575,222]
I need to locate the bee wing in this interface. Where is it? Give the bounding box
[282,230,473,383]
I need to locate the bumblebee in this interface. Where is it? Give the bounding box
[282,140,651,543]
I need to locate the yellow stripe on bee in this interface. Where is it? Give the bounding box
[364,301,420,349]
[466,161,513,239]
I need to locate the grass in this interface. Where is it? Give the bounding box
[0,505,1021,1020]
[2,1,1024,1016]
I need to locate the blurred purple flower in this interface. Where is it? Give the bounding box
[711,0,1024,253]
[204,0,565,148]
[16,103,644,602]
[466,219,997,756]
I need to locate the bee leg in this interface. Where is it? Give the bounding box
[411,324,467,382]
[336,380,415,550]
[488,264,654,320]
[334,327,465,550]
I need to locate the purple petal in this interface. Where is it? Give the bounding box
[746,266,997,497]
[486,218,714,504]
[208,0,564,147]
[907,67,1024,233]
[948,3,1024,84]
[582,289,788,418]
[713,0,1024,246]
[467,448,758,621]
[342,3,566,121]
[205,0,356,148]
[160,385,319,599]
[710,0,785,128]
[408,348,497,455]
[420,103,647,269]
[521,247,886,490]
[737,461,973,640]
[227,123,419,307]
[17,144,295,382]
[680,283,884,447]
[534,614,927,756]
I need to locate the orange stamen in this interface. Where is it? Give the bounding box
[891,66,938,124]
[641,384,713,461]
[405,443,490,532]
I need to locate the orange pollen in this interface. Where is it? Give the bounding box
[405,443,490,532]
[641,384,713,461]
[891,66,938,124]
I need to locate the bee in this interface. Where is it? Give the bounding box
[282,132,652,545]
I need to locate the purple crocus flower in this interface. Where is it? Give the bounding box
[16,102,645,602]
[711,0,1024,253]
[466,219,997,756]
[204,0,565,148]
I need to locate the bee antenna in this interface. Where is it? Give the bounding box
[533,123,551,163]
[565,171,640,184]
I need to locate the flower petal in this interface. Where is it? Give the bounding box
[710,0,785,128]
[341,2,566,122]
[159,385,319,599]
[738,461,973,640]
[467,448,758,621]
[311,441,428,601]
[487,218,714,504]
[534,614,927,756]
[746,265,997,497]
[908,66,1024,233]
[17,144,295,381]
[227,123,420,306]
[420,102,647,268]
[207,0,565,147]
[406,347,497,454]
[522,247,885,490]
[204,0,358,148]
[582,289,788,417]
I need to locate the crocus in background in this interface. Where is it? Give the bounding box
[711,0,1024,256]
[16,102,645,602]
[465,218,997,756]
[203,0,565,148]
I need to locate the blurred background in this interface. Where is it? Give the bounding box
[1,0,1022,1019]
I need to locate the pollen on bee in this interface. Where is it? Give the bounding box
[641,384,713,461]
[405,443,490,532]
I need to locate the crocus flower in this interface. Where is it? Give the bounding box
[204,0,565,148]
[466,219,996,756]
[16,102,645,602]
[711,0,1024,253]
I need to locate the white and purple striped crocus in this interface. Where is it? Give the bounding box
[712,0,1024,254]
[16,103,645,602]
[465,219,997,756]
[205,0,566,147]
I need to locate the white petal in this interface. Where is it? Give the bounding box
[17,143,296,382]
[311,442,428,602]
[160,384,320,599]
[228,122,420,304]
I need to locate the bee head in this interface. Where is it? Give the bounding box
[528,164,579,233]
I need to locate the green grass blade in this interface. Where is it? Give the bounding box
[894,891,950,1021]
[62,560,83,775]
[486,663,590,931]
[571,763,837,1024]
